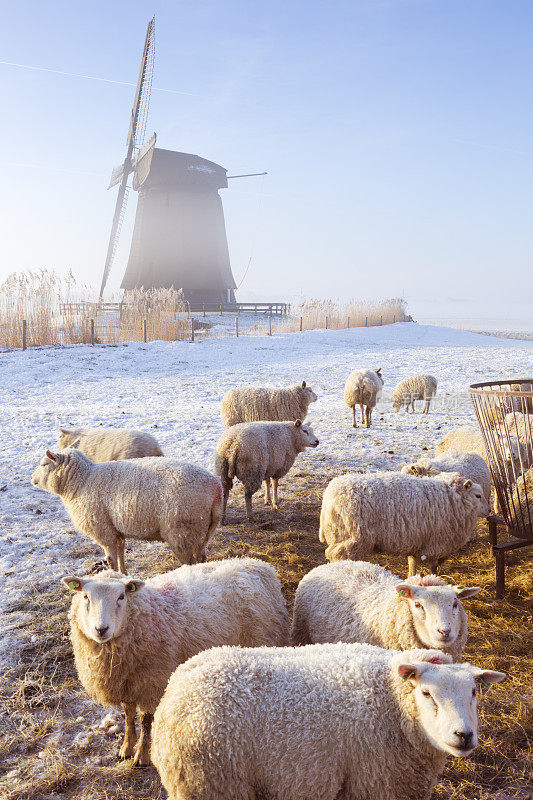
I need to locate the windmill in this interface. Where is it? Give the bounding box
[99,17,262,305]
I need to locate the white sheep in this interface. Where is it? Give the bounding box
[57,426,163,462]
[392,374,438,414]
[62,558,289,766]
[401,450,491,502]
[291,561,481,660]
[220,381,317,427]
[151,642,505,800]
[319,470,490,575]
[344,367,384,427]
[435,425,526,472]
[504,412,531,447]
[215,419,319,521]
[506,467,533,528]
[31,449,222,573]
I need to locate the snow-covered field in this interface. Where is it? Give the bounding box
[1,321,532,666]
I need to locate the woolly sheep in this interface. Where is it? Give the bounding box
[61,558,289,766]
[215,419,319,521]
[57,426,163,462]
[507,467,533,528]
[291,561,481,661]
[344,367,384,427]
[504,412,532,448]
[220,381,317,427]
[401,450,491,502]
[319,470,489,575]
[31,449,222,573]
[151,642,505,800]
[392,374,438,414]
[435,425,526,473]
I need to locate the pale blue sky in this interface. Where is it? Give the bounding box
[1,0,532,319]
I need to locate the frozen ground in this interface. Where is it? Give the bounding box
[1,321,532,667]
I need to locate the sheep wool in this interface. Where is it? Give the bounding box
[319,470,489,574]
[215,419,319,521]
[152,642,505,800]
[31,449,222,573]
[401,450,491,502]
[291,561,481,661]
[392,374,437,414]
[57,426,163,461]
[344,368,384,427]
[63,558,289,766]
[220,381,317,427]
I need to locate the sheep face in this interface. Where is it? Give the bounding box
[300,381,318,405]
[397,661,505,756]
[61,573,144,643]
[395,583,480,649]
[455,479,490,516]
[31,450,70,495]
[294,421,319,450]
[57,428,77,448]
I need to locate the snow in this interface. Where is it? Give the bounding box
[1,321,532,666]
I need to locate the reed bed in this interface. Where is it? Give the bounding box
[275,297,408,333]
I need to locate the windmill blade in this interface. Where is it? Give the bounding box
[127,16,155,152]
[98,182,130,299]
[99,16,155,299]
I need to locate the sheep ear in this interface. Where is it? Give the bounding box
[396,584,415,599]
[58,428,69,435]
[61,576,85,592]
[454,585,482,599]
[472,668,506,691]
[294,419,302,428]
[124,579,144,593]
[409,465,419,475]
[301,380,306,388]
[463,479,473,489]
[46,449,60,463]
[398,664,423,683]
[376,368,382,375]
[69,438,81,450]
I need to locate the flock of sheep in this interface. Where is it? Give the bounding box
[29,368,524,800]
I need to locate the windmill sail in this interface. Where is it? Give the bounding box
[98,16,155,299]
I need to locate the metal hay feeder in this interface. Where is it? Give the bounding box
[469,378,533,598]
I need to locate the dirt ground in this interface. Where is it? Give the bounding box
[1,470,532,800]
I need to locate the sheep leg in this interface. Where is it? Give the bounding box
[103,541,119,572]
[119,702,137,760]
[351,405,357,428]
[132,711,153,768]
[116,536,126,575]
[264,479,272,506]
[365,406,372,427]
[245,489,255,522]
[423,399,430,414]
[407,555,417,577]
[359,404,365,426]
[221,484,231,524]
[272,478,280,509]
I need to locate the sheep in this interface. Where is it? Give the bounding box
[220,381,317,427]
[291,561,481,661]
[31,449,222,573]
[56,426,163,462]
[401,450,491,502]
[392,374,437,414]
[507,467,533,528]
[215,419,319,522]
[151,641,505,800]
[319,470,490,575]
[344,367,384,427]
[435,425,526,470]
[61,557,289,766]
[504,412,531,446]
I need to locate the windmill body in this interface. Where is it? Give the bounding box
[121,143,236,303]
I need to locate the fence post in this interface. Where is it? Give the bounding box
[299,316,303,332]
[203,304,206,317]
[365,316,368,327]
[235,317,239,337]
[325,316,328,330]
[143,319,147,343]
[347,316,350,328]
[393,314,396,323]
[191,319,195,342]
[268,315,272,336]
[90,318,95,346]
[22,319,27,351]
[380,315,383,326]
[219,304,223,315]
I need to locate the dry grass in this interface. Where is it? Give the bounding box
[277,297,409,333]
[1,473,531,800]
